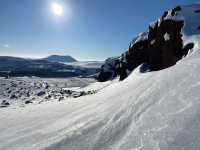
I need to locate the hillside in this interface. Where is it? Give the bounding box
[0,56,100,78]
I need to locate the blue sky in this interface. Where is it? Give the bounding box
[0,0,199,60]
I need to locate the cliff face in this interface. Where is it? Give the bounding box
[98,5,199,82]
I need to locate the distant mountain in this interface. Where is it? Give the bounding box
[0,56,100,78]
[44,55,77,63]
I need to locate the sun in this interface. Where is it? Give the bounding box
[51,2,63,16]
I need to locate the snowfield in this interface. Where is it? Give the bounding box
[0,77,96,107]
[65,61,104,68]
[1,51,200,150]
[1,4,200,150]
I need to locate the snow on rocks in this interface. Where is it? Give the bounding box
[0,100,10,107]
[164,32,170,41]
[37,91,46,96]
[0,77,97,107]
[98,4,200,82]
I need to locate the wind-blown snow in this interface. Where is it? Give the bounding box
[1,49,200,150]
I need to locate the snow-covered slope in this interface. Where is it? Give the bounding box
[1,49,200,150]
[1,4,200,150]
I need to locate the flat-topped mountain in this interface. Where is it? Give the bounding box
[44,55,77,63]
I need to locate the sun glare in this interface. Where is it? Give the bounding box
[52,2,63,16]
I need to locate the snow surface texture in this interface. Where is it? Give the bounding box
[1,4,200,150]
[1,51,200,150]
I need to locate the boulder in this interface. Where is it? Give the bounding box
[10,94,17,99]
[25,100,33,104]
[171,6,182,16]
[194,9,200,13]
[97,57,120,82]
[37,91,46,96]
[1,100,10,107]
[58,97,64,101]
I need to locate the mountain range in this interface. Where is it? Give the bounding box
[0,55,103,78]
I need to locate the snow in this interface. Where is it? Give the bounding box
[1,49,200,150]
[131,32,148,47]
[178,4,200,55]
[164,33,170,41]
[150,39,156,45]
[1,4,200,150]
[163,4,200,52]
[181,4,200,36]
[0,77,96,106]
[65,61,104,69]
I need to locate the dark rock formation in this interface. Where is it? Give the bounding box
[97,5,195,82]
[194,9,200,13]
[37,91,46,96]
[147,19,184,70]
[10,94,17,99]
[171,6,182,16]
[1,100,10,107]
[25,100,33,104]
[97,57,120,82]
[182,43,195,56]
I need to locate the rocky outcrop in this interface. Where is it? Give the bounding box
[194,9,200,13]
[1,100,10,107]
[97,57,120,82]
[97,5,195,82]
